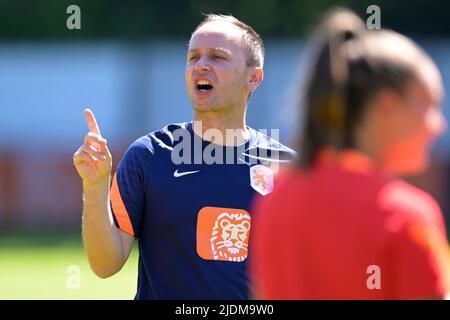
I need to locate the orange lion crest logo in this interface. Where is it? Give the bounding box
[250,165,274,196]
[210,212,251,262]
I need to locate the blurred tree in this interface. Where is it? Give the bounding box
[0,0,449,39]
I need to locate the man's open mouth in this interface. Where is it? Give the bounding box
[196,79,213,92]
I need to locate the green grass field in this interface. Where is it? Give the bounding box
[0,232,138,299]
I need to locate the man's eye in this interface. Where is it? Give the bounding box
[212,55,225,60]
[188,56,198,61]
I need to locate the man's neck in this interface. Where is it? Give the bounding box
[192,110,249,146]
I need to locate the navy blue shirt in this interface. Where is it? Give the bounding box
[110,122,295,299]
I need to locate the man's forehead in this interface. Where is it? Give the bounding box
[190,20,244,44]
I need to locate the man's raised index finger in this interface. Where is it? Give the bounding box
[84,108,101,135]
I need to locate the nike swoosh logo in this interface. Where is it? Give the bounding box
[173,169,200,178]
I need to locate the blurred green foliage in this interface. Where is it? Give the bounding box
[1,0,449,40]
[0,233,138,299]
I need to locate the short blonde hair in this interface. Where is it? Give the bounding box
[192,14,265,68]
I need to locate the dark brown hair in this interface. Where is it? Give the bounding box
[298,8,432,168]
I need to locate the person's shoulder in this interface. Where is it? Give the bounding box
[377,179,443,230]
[378,179,440,215]
[126,135,154,157]
[148,121,190,145]
[257,168,304,207]
[129,121,191,152]
[274,167,304,188]
[252,168,304,230]
[249,127,297,160]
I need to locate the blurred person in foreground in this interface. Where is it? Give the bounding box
[250,8,450,299]
[73,14,294,299]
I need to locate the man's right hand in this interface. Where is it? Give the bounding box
[73,109,112,186]
[74,109,132,279]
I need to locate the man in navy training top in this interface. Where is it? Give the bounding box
[73,14,295,299]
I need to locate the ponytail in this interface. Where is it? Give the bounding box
[297,8,426,169]
[298,8,364,168]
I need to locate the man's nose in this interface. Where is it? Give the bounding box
[229,228,239,240]
[194,57,211,72]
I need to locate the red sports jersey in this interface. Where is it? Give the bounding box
[250,150,450,299]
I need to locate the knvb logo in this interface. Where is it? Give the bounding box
[250,165,274,196]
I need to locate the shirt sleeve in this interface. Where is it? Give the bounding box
[384,187,450,299]
[109,138,153,238]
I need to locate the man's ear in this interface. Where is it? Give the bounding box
[248,67,264,92]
